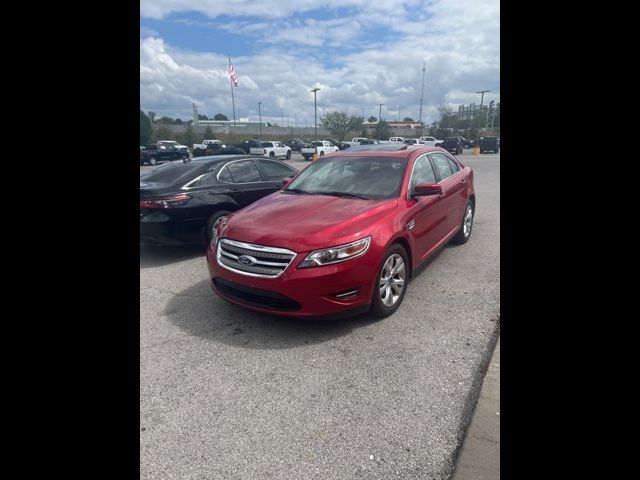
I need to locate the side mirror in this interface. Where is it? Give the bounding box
[413,183,442,197]
[282,177,293,187]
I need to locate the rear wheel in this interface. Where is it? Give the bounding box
[451,200,474,244]
[269,151,275,158]
[149,156,157,165]
[370,244,409,318]
[320,151,324,156]
[204,210,232,245]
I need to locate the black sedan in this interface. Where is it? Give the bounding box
[140,155,298,246]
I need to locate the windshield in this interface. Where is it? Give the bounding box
[286,156,407,200]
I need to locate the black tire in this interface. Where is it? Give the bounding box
[451,200,474,244]
[286,150,292,160]
[269,151,275,158]
[148,156,157,165]
[320,151,324,156]
[370,244,409,318]
[204,210,232,245]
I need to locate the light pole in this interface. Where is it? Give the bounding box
[476,90,490,129]
[378,103,384,140]
[311,88,320,141]
[258,102,262,138]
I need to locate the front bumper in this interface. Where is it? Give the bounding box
[206,242,378,317]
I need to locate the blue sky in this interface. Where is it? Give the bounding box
[140,0,500,125]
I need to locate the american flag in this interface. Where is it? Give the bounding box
[228,61,238,87]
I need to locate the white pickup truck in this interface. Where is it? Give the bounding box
[250,141,292,159]
[301,140,339,161]
[419,136,442,146]
[193,139,219,150]
[344,137,370,148]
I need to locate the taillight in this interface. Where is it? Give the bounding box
[140,194,192,209]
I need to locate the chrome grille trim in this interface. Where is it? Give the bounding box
[217,238,297,278]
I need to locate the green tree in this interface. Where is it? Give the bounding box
[214,113,229,121]
[176,124,196,147]
[140,110,153,145]
[174,118,183,125]
[367,116,377,123]
[403,117,415,122]
[147,111,156,123]
[203,126,215,139]
[157,116,175,125]
[151,125,174,143]
[375,120,392,140]
[320,111,364,141]
[198,114,209,121]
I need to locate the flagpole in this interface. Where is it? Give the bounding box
[228,55,237,126]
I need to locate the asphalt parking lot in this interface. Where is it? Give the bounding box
[140,149,500,479]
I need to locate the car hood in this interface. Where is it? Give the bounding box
[221,192,398,252]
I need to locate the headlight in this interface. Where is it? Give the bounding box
[298,236,371,268]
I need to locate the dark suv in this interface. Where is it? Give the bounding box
[440,137,463,155]
[479,136,499,154]
[284,139,306,152]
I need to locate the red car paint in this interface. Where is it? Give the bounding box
[206,146,474,318]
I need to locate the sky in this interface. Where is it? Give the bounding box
[140,0,499,126]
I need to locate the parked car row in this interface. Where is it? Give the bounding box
[141,143,476,320]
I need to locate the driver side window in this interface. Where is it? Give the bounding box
[409,155,436,191]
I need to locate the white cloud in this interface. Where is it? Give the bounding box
[140,0,499,125]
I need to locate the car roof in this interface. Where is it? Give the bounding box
[335,144,443,157]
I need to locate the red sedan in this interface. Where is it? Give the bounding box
[206,145,475,318]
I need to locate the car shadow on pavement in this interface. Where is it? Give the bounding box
[140,245,206,268]
[165,279,384,350]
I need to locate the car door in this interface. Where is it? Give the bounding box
[219,159,279,206]
[429,152,467,235]
[404,154,449,263]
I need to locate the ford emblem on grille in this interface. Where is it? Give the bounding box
[238,255,257,266]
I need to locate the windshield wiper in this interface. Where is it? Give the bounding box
[283,188,313,195]
[316,191,369,200]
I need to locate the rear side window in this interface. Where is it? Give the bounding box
[262,142,274,148]
[430,153,455,181]
[258,160,295,181]
[226,160,262,183]
[217,167,233,183]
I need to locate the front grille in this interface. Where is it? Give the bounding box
[213,278,301,311]
[217,238,296,278]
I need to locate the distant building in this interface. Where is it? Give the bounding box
[362,120,424,129]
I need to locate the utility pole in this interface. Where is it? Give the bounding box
[258,102,262,138]
[311,88,320,141]
[476,90,490,127]
[378,103,384,140]
[418,63,426,125]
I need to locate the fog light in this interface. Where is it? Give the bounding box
[334,289,359,300]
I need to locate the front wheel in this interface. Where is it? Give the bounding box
[149,156,157,165]
[370,245,409,318]
[269,152,275,158]
[451,200,474,244]
[286,150,291,160]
